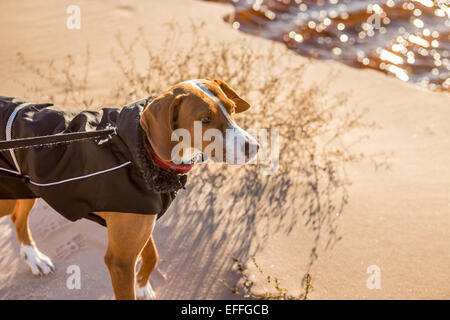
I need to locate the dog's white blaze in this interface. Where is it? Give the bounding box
[20,244,55,276]
[182,80,258,164]
[182,80,235,123]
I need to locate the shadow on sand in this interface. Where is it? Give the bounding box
[153,153,348,299]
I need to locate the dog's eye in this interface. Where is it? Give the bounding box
[201,117,211,124]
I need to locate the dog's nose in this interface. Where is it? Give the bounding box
[244,140,259,160]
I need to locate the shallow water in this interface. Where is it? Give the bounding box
[208,0,450,92]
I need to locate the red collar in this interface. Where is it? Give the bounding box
[146,145,194,174]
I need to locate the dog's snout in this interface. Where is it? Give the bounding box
[224,126,259,164]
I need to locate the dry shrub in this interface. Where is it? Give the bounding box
[16,22,390,299]
[220,256,313,300]
[108,23,390,298]
[16,46,93,108]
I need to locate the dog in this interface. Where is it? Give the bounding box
[0,78,259,299]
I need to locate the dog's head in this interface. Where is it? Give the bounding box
[140,78,259,164]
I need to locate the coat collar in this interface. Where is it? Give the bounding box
[115,95,190,193]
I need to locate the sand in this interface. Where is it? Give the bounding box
[0,0,449,299]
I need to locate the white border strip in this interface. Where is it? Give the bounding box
[0,161,131,187]
[5,102,31,174]
[0,167,21,175]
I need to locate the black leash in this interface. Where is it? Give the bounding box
[0,128,117,151]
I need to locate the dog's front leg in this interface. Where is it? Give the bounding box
[95,211,156,300]
[136,234,158,299]
[8,199,55,275]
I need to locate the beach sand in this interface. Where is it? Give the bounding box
[0,0,449,299]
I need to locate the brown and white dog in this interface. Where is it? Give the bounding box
[0,78,258,299]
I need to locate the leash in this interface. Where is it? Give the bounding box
[0,128,117,152]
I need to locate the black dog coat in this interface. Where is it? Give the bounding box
[0,96,187,226]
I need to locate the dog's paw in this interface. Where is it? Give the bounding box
[20,245,55,276]
[136,282,156,300]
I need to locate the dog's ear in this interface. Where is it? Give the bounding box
[213,78,251,113]
[140,92,182,161]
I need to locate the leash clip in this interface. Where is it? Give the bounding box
[105,125,117,140]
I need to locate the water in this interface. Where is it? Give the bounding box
[208,0,450,92]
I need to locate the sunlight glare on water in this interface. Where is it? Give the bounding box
[207,0,450,91]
